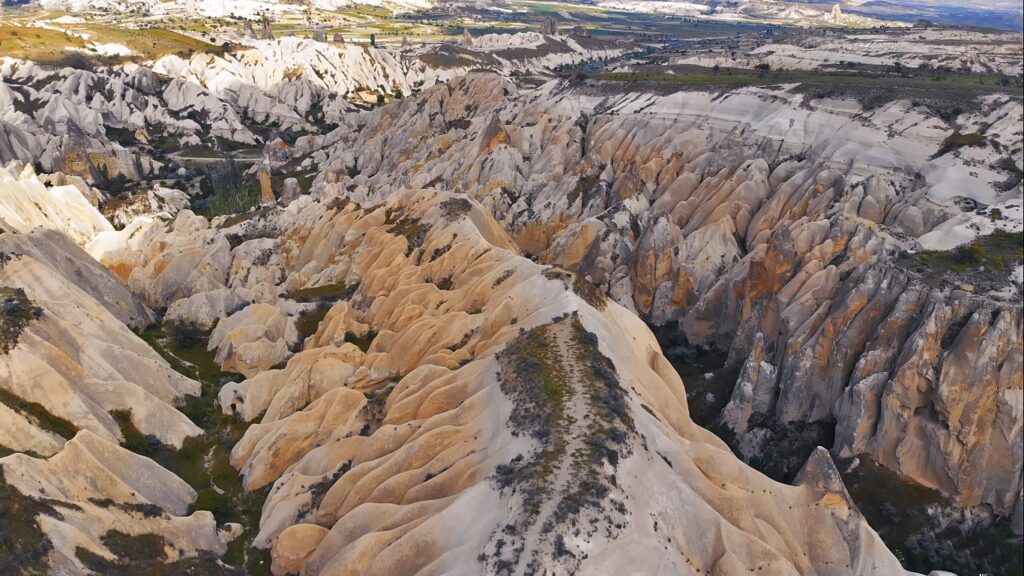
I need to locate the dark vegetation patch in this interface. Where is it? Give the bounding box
[75,537,236,576]
[138,326,271,575]
[551,322,633,525]
[841,456,1023,576]
[88,498,163,519]
[542,267,572,283]
[286,283,358,303]
[361,386,393,435]
[593,64,1022,119]
[0,286,42,354]
[298,461,352,522]
[487,316,633,572]
[295,303,331,342]
[439,197,472,221]
[385,208,431,256]
[346,330,377,353]
[166,320,205,350]
[0,388,78,442]
[993,157,1023,192]
[0,467,76,574]
[193,158,261,219]
[898,230,1023,292]
[572,275,606,310]
[934,131,986,158]
[653,323,740,427]
[734,413,836,484]
[492,324,570,509]
[652,321,1022,575]
[492,268,515,287]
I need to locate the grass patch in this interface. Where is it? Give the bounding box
[487,316,633,571]
[572,275,606,311]
[177,147,225,159]
[193,159,261,220]
[841,455,1023,576]
[0,388,78,442]
[595,65,1023,117]
[0,24,224,66]
[78,25,226,61]
[286,283,357,304]
[493,323,571,517]
[138,326,271,575]
[269,171,315,197]
[0,25,88,65]
[901,230,1023,290]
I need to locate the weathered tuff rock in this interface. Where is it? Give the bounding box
[209,302,300,378]
[0,234,200,450]
[1,32,628,189]
[0,165,112,245]
[284,72,1022,524]
[103,186,914,575]
[0,169,230,573]
[0,431,228,575]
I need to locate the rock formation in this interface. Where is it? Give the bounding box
[0,18,1020,574]
[278,73,1022,527]
[95,185,914,575]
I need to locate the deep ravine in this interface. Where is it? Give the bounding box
[650,324,1024,576]
[130,323,273,576]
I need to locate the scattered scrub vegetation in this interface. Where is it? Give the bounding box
[0,387,78,442]
[0,287,42,355]
[193,157,259,218]
[0,468,77,575]
[385,208,430,256]
[439,197,472,221]
[901,230,1023,291]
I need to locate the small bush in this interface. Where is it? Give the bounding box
[166,321,204,349]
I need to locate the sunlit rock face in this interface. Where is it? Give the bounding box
[270,72,1022,526]
[97,185,912,575]
[0,168,230,574]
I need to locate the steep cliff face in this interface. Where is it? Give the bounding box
[275,73,1023,526]
[93,186,913,575]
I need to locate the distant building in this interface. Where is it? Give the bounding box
[312,27,327,42]
[913,18,933,28]
[540,16,558,36]
[242,22,256,39]
[570,25,588,38]
[333,33,345,43]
